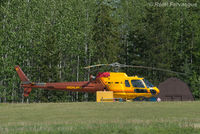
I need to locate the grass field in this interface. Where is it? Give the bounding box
[0,102,200,134]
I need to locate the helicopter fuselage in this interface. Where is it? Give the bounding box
[15,66,159,100]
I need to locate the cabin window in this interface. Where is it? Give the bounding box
[115,82,119,84]
[108,82,111,84]
[125,80,130,87]
[134,89,147,93]
[131,80,145,88]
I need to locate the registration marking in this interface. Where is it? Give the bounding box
[66,86,81,89]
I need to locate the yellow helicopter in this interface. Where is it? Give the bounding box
[85,62,185,101]
[15,62,184,101]
[95,72,160,101]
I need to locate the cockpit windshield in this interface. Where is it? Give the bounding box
[131,80,145,88]
[143,79,154,88]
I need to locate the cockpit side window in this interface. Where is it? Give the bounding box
[125,80,130,87]
[131,80,145,88]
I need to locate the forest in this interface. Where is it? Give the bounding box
[0,0,200,102]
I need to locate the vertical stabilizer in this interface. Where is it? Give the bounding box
[15,66,30,82]
[15,66,32,96]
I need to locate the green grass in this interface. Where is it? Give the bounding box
[0,102,200,134]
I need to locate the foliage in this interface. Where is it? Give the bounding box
[0,0,200,102]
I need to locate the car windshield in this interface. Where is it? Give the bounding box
[131,80,145,88]
[143,79,154,88]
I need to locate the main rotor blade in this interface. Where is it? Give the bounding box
[120,64,187,75]
[84,62,121,69]
[84,64,108,69]
[84,62,187,75]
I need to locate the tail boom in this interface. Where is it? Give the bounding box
[15,66,105,97]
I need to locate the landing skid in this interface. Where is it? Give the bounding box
[133,97,157,101]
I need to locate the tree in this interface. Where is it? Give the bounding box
[91,0,120,64]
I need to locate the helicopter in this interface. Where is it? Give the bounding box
[15,62,185,101]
